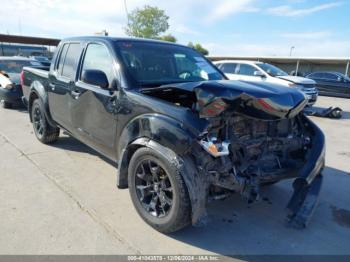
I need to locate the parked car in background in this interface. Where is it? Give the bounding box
[306,71,350,98]
[22,36,325,232]
[30,56,51,67]
[214,60,318,106]
[0,56,43,108]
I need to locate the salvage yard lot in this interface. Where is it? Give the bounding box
[0,96,349,256]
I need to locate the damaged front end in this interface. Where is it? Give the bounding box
[143,80,325,228]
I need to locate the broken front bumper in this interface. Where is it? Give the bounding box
[286,114,325,228]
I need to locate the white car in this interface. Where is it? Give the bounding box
[214,60,318,106]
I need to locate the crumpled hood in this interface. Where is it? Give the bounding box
[276,75,316,85]
[162,80,307,120]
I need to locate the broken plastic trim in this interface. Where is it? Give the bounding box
[286,115,325,228]
[199,137,230,157]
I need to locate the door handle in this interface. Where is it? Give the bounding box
[71,90,81,99]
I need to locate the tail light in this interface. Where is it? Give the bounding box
[20,70,24,87]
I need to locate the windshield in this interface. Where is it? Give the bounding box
[33,56,50,62]
[337,72,350,81]
[0,60,42,74]
[116,41,224,87]
[258,63,288,77]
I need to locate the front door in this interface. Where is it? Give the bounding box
[70,42,119,160]
[237,64,264,82]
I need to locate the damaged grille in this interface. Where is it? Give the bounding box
[228,115,305,181]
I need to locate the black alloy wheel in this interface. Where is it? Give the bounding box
[33,105,45,138]
[134,159,173,218]
[128,147,191,233]
[31,99,60,144]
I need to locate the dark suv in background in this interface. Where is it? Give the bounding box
[0,57,43,108]
[306,71,350,98]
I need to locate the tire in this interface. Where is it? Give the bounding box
[2,101,12,109]
[128,147,191,233]
[31,99,60,144]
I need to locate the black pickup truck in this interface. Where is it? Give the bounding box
[22,36,325,233]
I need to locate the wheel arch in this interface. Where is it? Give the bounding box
[116,113,198,188]
[117,137,209,226]
[28,81,55,127]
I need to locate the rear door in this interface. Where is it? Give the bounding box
[69,42,119,159]
[48,42,82,130]
[321,73,347,96]
[218,63,239,80]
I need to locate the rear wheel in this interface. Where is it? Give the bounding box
[31,99,60,144]
[128,147,191,233]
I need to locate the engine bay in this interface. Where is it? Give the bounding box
[198,113,310,202]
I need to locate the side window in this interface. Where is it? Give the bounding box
[81,44,114,86]
[56,44,69,74]
[323,73,337,80]
[61,43,81,80]
[308,73,317,78]
[238,64,256,76]
[221,63,237,74]
[312,73,325,79]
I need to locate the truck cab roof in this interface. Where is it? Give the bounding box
[61,36,186,48]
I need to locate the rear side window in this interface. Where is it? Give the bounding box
[309,72,324,79]
[61,43,81,80]
[323,73,337,80]
[56,44,69,74]
[238,64,256,76]
[220,63,237,74]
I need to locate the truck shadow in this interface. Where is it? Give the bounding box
[167,166,350,256]
[2,103,28,113]
[49,134,117,168]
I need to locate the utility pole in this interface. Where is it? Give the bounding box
[18,18,22,35]
[124,0,130,27]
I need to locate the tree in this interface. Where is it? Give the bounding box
[187,42,194,49]
[125,5,169,39]
[159,34,177,43]
[187,42,209,56]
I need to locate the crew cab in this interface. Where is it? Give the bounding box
[214,60,318,106]
[22,37,325,233]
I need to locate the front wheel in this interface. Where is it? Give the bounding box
[128,147,191,233]
[31,99,60,144]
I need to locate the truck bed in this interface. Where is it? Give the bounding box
[22,66,50,104]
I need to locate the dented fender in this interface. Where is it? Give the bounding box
[116,113,203,187]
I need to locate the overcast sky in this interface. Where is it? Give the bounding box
[0,0,349,57]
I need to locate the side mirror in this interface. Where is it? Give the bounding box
[82,69,109,89]
[254,70,265,77]
[337,76,344,82]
